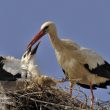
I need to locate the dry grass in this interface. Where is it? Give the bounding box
[0,76,109,110]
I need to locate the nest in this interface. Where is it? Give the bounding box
[0,76,109,110]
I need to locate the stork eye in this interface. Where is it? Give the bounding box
[43,26,49,33]
[45,26,49,29]
[44,26,49,31]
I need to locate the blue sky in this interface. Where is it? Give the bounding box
[0,0,110,101]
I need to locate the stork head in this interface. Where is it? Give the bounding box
[21,42,41,64]
[27,21,56,49]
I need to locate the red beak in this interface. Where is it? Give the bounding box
[27,30,45,49]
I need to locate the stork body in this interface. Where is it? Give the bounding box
[28,21,110,109]
[54,40,110,88]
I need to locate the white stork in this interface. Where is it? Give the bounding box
[27,21,110,109]
[0,42,41,81]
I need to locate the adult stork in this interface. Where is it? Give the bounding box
[27,21,110,109]
[0,42,41,81]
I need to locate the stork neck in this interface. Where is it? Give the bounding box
[48,32,62,51]
[29,56,36,65]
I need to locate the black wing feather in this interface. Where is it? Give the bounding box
[84,61,110,79]
[0,56,21,81]
[77,80,110,89]
[62,68,69,80]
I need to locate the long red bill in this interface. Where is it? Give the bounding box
[27,30,45,49]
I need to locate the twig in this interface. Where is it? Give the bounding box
[19,92,43,97]
[30,97,73,109]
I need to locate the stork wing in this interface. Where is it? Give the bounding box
[76,48,110,78]
[1,56,22,75]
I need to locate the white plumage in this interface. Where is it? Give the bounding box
[0,42,41,81]
[2,56,21,75]
[77,47,105,69]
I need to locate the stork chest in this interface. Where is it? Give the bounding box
[55,50,77,69]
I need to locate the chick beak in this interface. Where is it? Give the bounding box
[31,41,41,55]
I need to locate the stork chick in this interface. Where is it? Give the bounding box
[0,42,41,81]
[21,42,41,79]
